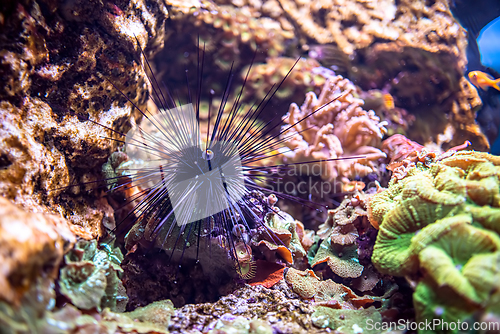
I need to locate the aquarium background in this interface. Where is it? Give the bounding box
[1,0,500,333]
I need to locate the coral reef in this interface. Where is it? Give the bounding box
[252,204,307,265]
[169,0,295,62]
[169,277,394,334]
[285,268,376,307]
[3,291,174,333]
[0,0,495,332]
[281,74,387,190]
[367,151,500,325]
[309,196,370,280]
[304,193,387,298]
[43,302,174,333]
[0,198,170,333]
[277,0,464,58]
[284,268,396,333]
[275,0,488,150]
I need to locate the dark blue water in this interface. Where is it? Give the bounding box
[450,0,500,153]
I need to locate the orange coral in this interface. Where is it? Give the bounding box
[382,134,425,164]
[295,221,315,252]
[382,134,473,182]
[249,260,286,289]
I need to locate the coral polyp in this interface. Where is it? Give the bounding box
[233,242,257,280]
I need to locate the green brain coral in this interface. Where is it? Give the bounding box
[367,151,500,329]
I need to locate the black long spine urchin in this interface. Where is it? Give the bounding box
[88,41,349,276]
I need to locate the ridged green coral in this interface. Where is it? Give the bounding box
[367,151,500,329]
[310,238,363,278]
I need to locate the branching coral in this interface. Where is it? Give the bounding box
[367,150,500,325]
[281,75,387,190]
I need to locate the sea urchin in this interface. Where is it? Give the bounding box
[91,43,347,281]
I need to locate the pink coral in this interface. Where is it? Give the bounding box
[281,75,387,189]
